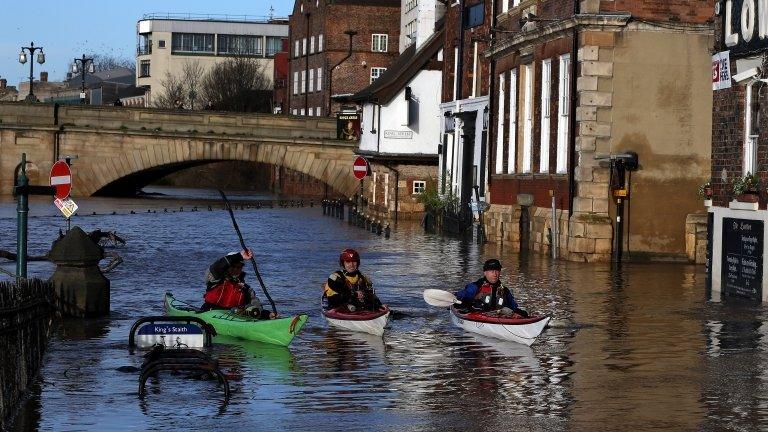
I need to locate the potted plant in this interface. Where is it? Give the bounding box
[697,181,713,200]
[733,173,760,203]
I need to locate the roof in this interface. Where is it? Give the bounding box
[348,26,444,105]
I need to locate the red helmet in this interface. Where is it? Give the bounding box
[339,248,360,266]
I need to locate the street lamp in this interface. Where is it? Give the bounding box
[71,55,95,104]
[18,42,45,102]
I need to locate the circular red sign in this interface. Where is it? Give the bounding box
[353,156,369,180]
[50,161,72,199]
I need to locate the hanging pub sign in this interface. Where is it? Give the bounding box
[712,51,732,90]
[723,0,768,56]
[721,217,764,300]
[337,112,361,141]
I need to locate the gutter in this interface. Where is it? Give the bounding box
[567,0,581,215]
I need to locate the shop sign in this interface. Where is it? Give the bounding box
[721,217,764,300]
[383,130,413,139]
[712,51,732,90]
[337,112,361,141]
[723,0,768,56]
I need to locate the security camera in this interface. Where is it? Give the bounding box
[733,67,760,83]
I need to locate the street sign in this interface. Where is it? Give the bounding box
[353,156,369,180]
[54,197,78,218]
[50,161,72,199]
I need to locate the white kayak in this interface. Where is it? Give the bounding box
[323,305,390,337]
[450,306,549,346]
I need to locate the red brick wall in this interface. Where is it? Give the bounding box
[601,0,714,23]
[489,176,569,208]
[442,0,493,103]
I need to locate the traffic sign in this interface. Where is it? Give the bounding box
[50,161,72,199]
[353,156,369,180]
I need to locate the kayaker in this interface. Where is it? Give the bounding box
[202,248,277,319]
[322,248,383,312]
[455,259,529,317]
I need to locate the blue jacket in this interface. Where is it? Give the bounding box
[456,277,519,310]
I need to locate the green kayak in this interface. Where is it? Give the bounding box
[164,292,308,347]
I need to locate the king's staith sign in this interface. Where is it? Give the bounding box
[724,0,768,56]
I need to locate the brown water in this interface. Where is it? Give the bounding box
[2,187,764,431]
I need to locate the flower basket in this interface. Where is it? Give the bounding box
[736,192,760,203]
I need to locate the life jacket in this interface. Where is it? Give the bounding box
[204,279,246,309]
[473,280,508,311]
[326,270,375,309]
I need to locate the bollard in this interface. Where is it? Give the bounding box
[322,200,327,215]
[365,217,371,231]
[339,201,345,220]
[371,220,378,234]
[376,221,383,236]
[349,206,355,225]
[384,223,391,239]
[310,199,314,207]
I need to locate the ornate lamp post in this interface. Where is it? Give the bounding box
[18,42,45,102]
[71,55,95,104]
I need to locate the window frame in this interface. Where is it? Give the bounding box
[370,67,386,83]
[508,68,518,174]
[412,180,426,194]
[540,59,552,173]
[556,54,571,174]
[372,34,389,52]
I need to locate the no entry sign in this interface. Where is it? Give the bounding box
[50,161,72,199]
[353,156,369,180]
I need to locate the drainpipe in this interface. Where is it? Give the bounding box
[53,103,61,162]
[487,0,497,191]
[456,0,465,103]
[304,12,311,114]
[567,1,580,216]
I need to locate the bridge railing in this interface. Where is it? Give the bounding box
[0,102,343,142]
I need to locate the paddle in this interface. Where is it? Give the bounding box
[217,189,278,315]
[423,289,462,307]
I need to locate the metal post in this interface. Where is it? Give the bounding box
[613,197,624,263]
[551,194,558,259]
[16,153,29,279]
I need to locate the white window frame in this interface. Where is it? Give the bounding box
[292,109,298,115]
[372,172,377,204]
[413,180,426,194]
[370,67,386,83]
[372,34,388,52]
[502,0,509,13]
[508,69,518,174]
[302,38,307,55]
[495,72,505,174]
[513,0,521,6]
[309,69,314,92]
[556,54,570,174]
[317,68,322,91]
[310,35,315,54]
[316,106,322,116]
[453,47,459,101]
[300,108,305,116]
[384,174,390,206]
[293,71,299,95]
[308,107,314,116]
[472,42,479,98]
[294,40,299,58]
[540,59,552,173]
[318,34,323,52]
[745,81,760,175]
[300,70,306,94]
[522,64,533,173]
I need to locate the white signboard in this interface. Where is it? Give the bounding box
[54,197,78,218]
[712,51,732,91]
[383,130,413,139]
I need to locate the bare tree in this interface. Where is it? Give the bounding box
[154,61,206,110]
[153,71,185,109]
[88,53,136,73]
[182,60,205,110]
[201,56,272,112]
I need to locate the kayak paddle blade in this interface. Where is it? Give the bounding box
[423,289,460,307]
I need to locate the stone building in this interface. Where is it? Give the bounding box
[0,79,18,102]
[287,0,401,117]
[485,0,713,262]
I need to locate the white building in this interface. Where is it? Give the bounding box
[135,13,288,106]
[347,1,445,221]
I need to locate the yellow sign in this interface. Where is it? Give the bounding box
[54,197,78,218]
[613,188,628,197]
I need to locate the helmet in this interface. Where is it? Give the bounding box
[339,248,360,266]
[483,259,502,271]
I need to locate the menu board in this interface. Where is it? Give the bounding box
[722,218,764,300]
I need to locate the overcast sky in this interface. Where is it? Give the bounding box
[0,0,293,86]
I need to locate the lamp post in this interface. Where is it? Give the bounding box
[18,42,45,102]
[71,55,95,104]
[328,30,357,115]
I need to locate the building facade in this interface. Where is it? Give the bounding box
[709,0,768,301]
[348,1,445,221]
[135,14,288,106]
[486,0,713,262]
[287,0,401,117]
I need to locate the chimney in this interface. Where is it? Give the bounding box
[40,71,48,82]
[0,79,6,89]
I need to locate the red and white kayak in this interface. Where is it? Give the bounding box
[323,305,390,337]
[450,306,549,346]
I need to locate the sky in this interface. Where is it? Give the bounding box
[0,0,294,87]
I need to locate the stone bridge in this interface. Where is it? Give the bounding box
[0,102,359,196]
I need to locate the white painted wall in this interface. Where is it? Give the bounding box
[359,69,442,155]
[439,95,489,200]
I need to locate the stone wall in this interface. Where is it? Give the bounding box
[685,213,708,264]
[0,279,54,431]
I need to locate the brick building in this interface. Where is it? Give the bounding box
[485,0,714,262]
[273,39,290,113]
[287,0,401,117]
[709,0,768,301]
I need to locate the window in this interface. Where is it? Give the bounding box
[316,106,322,116]
[372,172,378,204]
[266,37,283,56]
[300,108,305,116]
[465,2,485,28]
[310,36,315,53]
[384,174,390,207]
[309,69,314,92]
[540,59,552,173]
[556,54,570,174]
[308,107,314,116]
[405,20,417,47]
[745,81,761,175]
[317,68,322,91]
[293,71,299,95]
[522,64,533,173]
[413,180,426,194]
[318,34,324,52]
[158,40,166,48]
[138,34,152,55]
[472,42,479,97]
[495,72,505,174]
[453,47,459,101]
[292,109,298,115]
[218,35,263,56]
[302,38,307,55]
[301,70,306,93]
[406,0,419,12]
[295,40,300,57]
[502,0,509,13]
[370,67,386,83]
[508,69,518,173]
[171,33,214,53]
[372,34,388,52]
[139,60,150,77]
[513,0,521,6]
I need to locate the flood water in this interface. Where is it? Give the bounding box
[2,187,766,431]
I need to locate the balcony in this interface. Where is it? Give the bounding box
[137,46,152,56]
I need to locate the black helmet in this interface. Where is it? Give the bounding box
[483,259,502,271]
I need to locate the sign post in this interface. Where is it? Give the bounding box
[50,160,77,229]
[353,156,369,211]
[13,153,56,279]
